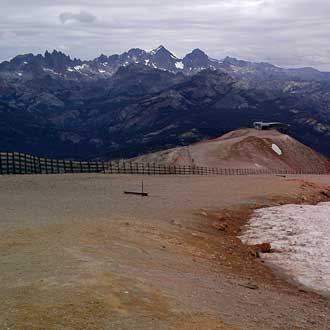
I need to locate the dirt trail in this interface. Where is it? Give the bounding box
[0,174,330,329]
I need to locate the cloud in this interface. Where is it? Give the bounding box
[0,0,330,70]
[59,10,96,24]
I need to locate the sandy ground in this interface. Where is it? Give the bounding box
[0,174,330,330]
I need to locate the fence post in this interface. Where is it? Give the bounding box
[6,152,9,174]
[18,153,22,175]
[55,159,59,174]
[24,153,27,174]
[12,153,16,175]
[32,156,35,174]
[44,158,48,175]
[50,158,54,174]
[37,157,41,174]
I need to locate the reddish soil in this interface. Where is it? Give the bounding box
[133,128,330,173]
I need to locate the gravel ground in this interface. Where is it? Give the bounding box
[0,174,330,330]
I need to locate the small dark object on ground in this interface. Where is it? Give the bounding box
[124,180,148,196]
[253,243,272,253]
[239,283,259,290]
[212,221,228,231]
[124,191,148,197]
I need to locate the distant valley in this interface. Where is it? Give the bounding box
[0,46,329,159]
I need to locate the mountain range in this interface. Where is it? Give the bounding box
[2,46,330,82]
[0,46,329,159]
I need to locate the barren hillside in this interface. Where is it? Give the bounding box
[133,128,330,172]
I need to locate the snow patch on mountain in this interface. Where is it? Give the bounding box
[43,68,60,75]
[175,61,184,69]
[74,64,89,71]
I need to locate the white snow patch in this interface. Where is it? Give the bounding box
[240,202,330,295]
[43,68,60,75]
[74,64,88,71]
[23,61,28,65]
[98,69,106,73]
[17,72,22,76]
[272,143,282,155]
[67,67,75,72]
[145,59,150,65]
[175,61,184,69]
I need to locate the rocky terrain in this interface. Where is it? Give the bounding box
[0,46,330,159]
[132,128,330,173]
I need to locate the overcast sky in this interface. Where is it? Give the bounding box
[1,0,330,70]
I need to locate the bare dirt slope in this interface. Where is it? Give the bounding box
[134,128,330,172]
[0,174,330,329]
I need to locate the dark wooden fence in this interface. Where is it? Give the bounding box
[0,152,329,176]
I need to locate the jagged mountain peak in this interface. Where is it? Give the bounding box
[183,49,209,62]
[150,45,177,58]
[222,56,240,64]
[190,48,208,56]
[46,49,62,55]
[182,48,217,74]
[44,49,73,60]
[126,48,146,56]
[10,53,36,65]
[94,54,108,63]
[150,45,167,54]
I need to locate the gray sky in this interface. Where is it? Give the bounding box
[1,0,330,70]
